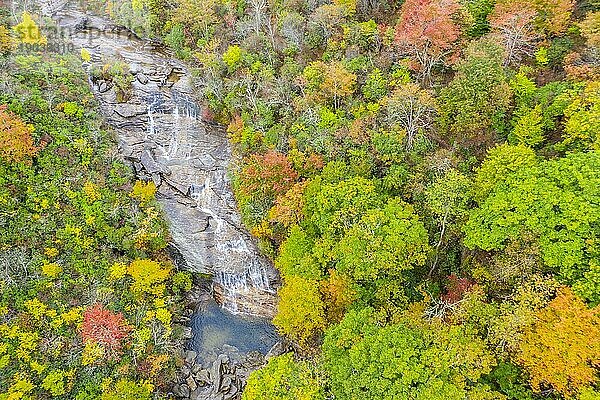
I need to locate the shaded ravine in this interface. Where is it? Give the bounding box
[30,1,284,398]
[46,7,278,317]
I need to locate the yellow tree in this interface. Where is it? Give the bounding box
[517,287,600,396]
[273,275,326,347]
[0,25,15,53]
[580,12,600,48]
[322,62,357,109]
[302,61,357,109]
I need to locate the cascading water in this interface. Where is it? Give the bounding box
[166,105,180,160]
[33,2,281,396]
[146,104,155,140]
[35,3,278,319]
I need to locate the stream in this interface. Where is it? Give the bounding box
[27,1,282,398]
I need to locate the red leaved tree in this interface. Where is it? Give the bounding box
[81,304,132,356]
[238,150,299,202]
[489,1,540,66]
[441,274,476,304]
[394,0,462,84]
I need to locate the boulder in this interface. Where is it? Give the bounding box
[137,73,149,85]
[173,383,190,398]
[185,350,197,365]
[186,375,198,392]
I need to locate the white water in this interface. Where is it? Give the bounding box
[34,2,278,317]
[144,95,274,315]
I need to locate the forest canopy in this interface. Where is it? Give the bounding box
[1,0,600,398]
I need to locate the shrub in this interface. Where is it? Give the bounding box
[81,304,132,355]
[0,105,38,163]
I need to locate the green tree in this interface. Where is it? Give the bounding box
[462,0,495,37]
[472,143,538,202]
[464,151,600,301]
[335,199,430,308]
[101,379,152,400]
[510,105,545,147]
[425,169,472,275]
[560,81,600,151]
[323,308,499,400]
[243,353,325,400]
[275,225,321,280]
[304,176,383,238]
[438,38,512,150]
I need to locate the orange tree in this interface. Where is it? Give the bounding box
[516,287,600,396]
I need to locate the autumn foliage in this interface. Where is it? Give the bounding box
[238,150,299,202]
[81,304,132,355]
[268,180,309,228]
[0,105,38,163]
[441,274,476,304]
[517,288,600,396]
[489,1,539,66]
[394,0,462,81]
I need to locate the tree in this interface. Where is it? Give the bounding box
[243,353,325,400]
[127,259,172,296]
[320,269,357,323]
[461,0,496,37]
[273,275,326,346]
[323,308,499,400]
[510,105,545,147]
[472,143,538,202]
[560,81,600,151]
[464,151,600,301]
[580,12,600,48]
[235,150,299,227]
[394,0,462,83]
[0,25,15,54]
[304,176,383,238]
[334,199,430,308]
[0,105,38,164]
[81,304,132,356]
[168,0,219,48]
[489,1,540,66]
[425,169,471,274]
[268,181,309,229]
[531,0,574,36]
[384,83,437,149]
[517,287,600,396]
[302,61,357,109]
[101,379,153,400]
[275,225,321,280]
[438,38,512,150]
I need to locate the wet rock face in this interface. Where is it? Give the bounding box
[39,4,278,316]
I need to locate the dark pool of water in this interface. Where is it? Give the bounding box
[188,300,280,364]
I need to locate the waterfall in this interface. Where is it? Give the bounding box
[146,104,155,140]
[191,175,274,315]
[165,105,180,159]
[215,260,273,315]
[50,8,279,316]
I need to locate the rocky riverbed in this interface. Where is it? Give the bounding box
[174,285,285,400]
